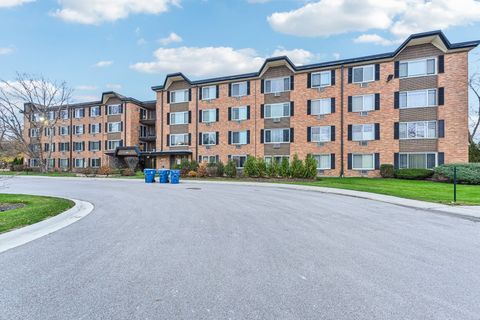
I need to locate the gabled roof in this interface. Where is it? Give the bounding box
[152,30,480,91]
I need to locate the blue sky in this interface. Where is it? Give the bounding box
[1,0,480,102]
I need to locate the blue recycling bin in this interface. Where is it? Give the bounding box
[144,169,156,183]
[158,169,170,184]
[170,169,180,184]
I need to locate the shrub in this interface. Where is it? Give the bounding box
[187,170,197,178]
[434,163,480,185]
[98,165,112,176]
[206,163,218,177]
[175,159,198,176]
[469,143,480,163]
[266,160,279,178]
[197,162,208,177]
[12,164,25,172]
[225,160,237,178]
[243,156,259,177]
[289,154,304,178]
[121,168,135,176]
[279,157,290,178]
[394,168,434,180]
[82,167,96,176]
[257,158,267,178]
[380,164,395,178]
[216,161,225,177]
[304,154,318,179]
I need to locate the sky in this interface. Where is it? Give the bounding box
[1,0,480,103]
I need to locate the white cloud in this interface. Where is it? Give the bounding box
[0,0,34,8]
[247,0,272,3]
[52,0,181,25]
[131,46,320,77]
[268,0,480,45]
[73,95,99,103]
[332,52,341,60]
[0,47,14,55]
[94,60,113,68]
[158,32,183,46]
[106,83,122,90]
[75,85,97,90]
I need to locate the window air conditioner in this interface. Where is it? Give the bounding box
[360,111,369,117]
[360,82,369,88]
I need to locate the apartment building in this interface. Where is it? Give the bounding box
[24,31,479,176]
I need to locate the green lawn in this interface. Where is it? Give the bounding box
[0,194,74,233]
[289,178,480,205]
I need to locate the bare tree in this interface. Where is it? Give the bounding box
[0,73,73,172]
[469,72,480,144]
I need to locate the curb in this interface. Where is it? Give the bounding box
[0,198,94,254]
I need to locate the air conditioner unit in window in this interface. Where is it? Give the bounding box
[317,142,325,147]
[205,145,211,150]
[236,120,242,124]
[317,87,325,92]
[273,143,281,149]
[207,99,212,103]
[360,111,369,117]
[273,117,281,123]
[359,141,368,146]
[274,92,281,97]
[235,145,242,149]
[360,170,369,175]
[360,82,369,88]
[205,122,211,126]
[317,169,325,175]
[236,97,241,101]
[316,114,325,120]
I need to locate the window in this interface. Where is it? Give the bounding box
[30,128,39,137]
[74,108,85,118]
[90,106,101,117]
[399,153,437,169]
[311,98,332,115]
[399,121,437,139]
[31,113,40,122]
[170,111,189,125]
[264,102,290,118]
[107,104,122,115]
[59,159,69,168]
[202,132,217,145]
[200,155,217,163]
[59,126,69,135]
[73,125,84,135]
[60,109,69,119]
[314,154,331,170]
[29,158,40,167]
[201,86,217,100]
[231,82,247,97]
[399,89,437,109]
[46,159,55,168]
[201,109,217,123]
[90,123,101,134]
[352,94,375,112]
[170,89,189,103]
[231,106,248,121]
[311,71,331,87]
[90,141,101,151]
[59,142,70,152]
[230,155,247,168]
[353,65,375,83]
[264,155,289,165]
[108,122,122,133]
[44,127,53,136]
[44,143,55,152]
[107,140,122,150]
[399,58,436,78]
[264,128,290,143]
[352,124,375,141]
[352,154,374,170]
[311,126,331,142]
[169,134,189,147]
[47,111,55,120]
[264,77,290,94]
[90,158,101,168]
[74,158,85,168]
[73,142,84,151]
[231,131,247,145]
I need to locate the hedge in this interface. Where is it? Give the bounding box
[394,168,434,180]
[434,163,480,185]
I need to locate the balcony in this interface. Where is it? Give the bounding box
[140,110,156,125]
[139,134,156,142]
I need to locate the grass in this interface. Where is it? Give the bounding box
[0,194,74,233]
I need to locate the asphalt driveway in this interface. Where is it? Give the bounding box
[1,177,479,320]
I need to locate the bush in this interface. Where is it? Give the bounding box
[175,159,198,176]
[206,163,218,177]
[243,156,259,177]
[279,157,290,178]
[394,168,434,180]
[380,164,395,178]
[434,163,480,185]
[257,158,267,178]
[98,165,112,176]
[304,154,317,179]
[225,160,237,178]
[197,162,208,177]
[121,168,135,176]
[469,143,480,163]
[216,161,225,177]
[266,160,279,178]
[187,170,197,177]
[12,164,25,172]
[289,154,304,178]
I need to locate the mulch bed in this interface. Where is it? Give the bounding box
[0,203,25,212]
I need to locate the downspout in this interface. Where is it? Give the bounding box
[69,108,73,171]
[160,91,163,152]
[254,79,257,157]
[123,102,127,145]
[340,65,345,177]
[195,85,199,162]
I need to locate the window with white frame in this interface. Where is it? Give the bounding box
[311,71,331,87]
[44,143,55,152]
[201,132,216,145]
[47,111,55,120]
[170,89,189,103]
[399,153,437,169]
[74,158,85,168]
[29,158,40,167]
[30,144,40,152]
[31,113,40,122]
[230,155,247,168]
[352,154,374,170]
[311,98,332,115]
[73,142,84,151]
[264,102,290,118]
[231,131,247,145]
[74,108,85,118]
[59,159,69,168]
[311,126,331,142]
[90,106,101,117]
[352,94,375,112]
[169,134,189,147]
[90,158,101,168]
[264,128,290,143]
[264,155,289,165]
[231,106,248,121]
[107,104,122,115]
[352,124,375,141]
[91,123,101,134]
[353,65,375,83]
[73,125,84,135]
[201,109,217,123]
[90,141,101,151]
[231,82,247,97]
[108,122,122,133]
[46,159,55,168]
[107,140,122,150]
[60,109,69,119]
[264,77,290,94]
[314,154,331,170]
[399,121,437,139]
[170,111,189,125]
[201,86,217,100]
[399,58,436,78]
[200,155,217,163]
[44,127,53,136]
[59,142,69,152]
[30,128,39,137]
[59,126,69,135]
[399,89,437,109]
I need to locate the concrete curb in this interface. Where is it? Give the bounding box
[0,198,94,254]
